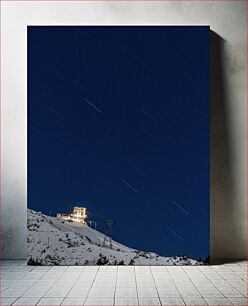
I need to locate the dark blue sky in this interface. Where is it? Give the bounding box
[28,26,210,260]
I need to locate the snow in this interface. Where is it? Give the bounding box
[27,209,204,266]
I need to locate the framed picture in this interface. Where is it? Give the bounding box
[28,26,209,265]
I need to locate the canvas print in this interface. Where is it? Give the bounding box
[28,26,210,265]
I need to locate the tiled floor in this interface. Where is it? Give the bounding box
[1,260,247,305]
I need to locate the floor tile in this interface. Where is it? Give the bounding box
[136,280,155,287]
[228,297,248,305]
[138,287,158,298]
[45,285,72,297]
[0,297,18,306]
[197,287,224,297]
[61,297,86,305]
[88,287,115,298]
[85,297,114,305]
[2,290,30,298]
[182,297,207,305]
[22,283,53,297]
[66,266,85,272]
[154,280,176,288]
[67,285,91,297]
[116,280,136,287]
[12,297,41,305]
[92,281,116,288]
[160,297,185,305]
[217,286,244,297]
[177,288,201,297]
[115,297,138,305]
[115,287,137,298]
[138,297,161,305]
[204,297,233,305]
[37,297,64,305]
[157,288,180,298]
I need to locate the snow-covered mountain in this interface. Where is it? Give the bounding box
[27,209,204,266]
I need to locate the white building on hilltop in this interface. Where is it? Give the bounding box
[57,207,87,224]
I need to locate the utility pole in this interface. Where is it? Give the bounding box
[103,219,115,249]
[88,221,97,230]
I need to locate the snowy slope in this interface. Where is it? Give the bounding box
[27,209,203,265]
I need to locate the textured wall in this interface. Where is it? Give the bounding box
[1,1,246,261]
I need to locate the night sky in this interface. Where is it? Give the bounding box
[28,26,210,260]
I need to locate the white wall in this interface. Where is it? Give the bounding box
[1,1,246,262]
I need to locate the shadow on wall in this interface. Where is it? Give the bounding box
[210,31,242,264]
